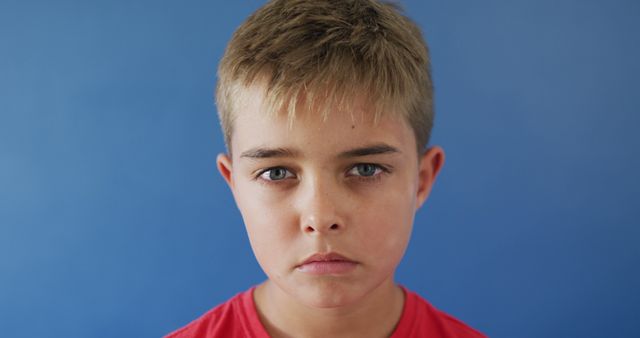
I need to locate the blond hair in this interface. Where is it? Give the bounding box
[216,0,434,153]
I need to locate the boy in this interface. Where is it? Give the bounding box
[167,0,485,337]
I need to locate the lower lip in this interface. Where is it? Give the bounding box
[296,261,358,275]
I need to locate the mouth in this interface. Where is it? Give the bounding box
[296,252,359,275]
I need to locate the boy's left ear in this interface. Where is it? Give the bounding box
[416,146,445,209]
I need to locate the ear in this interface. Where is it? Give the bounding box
[416,146,445,209]
[216,153,234,189]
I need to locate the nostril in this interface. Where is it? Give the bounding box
[305,226,315,232]
[330,224,339,230]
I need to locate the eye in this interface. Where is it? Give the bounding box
[347,163,384,177]
[258,167,295,181]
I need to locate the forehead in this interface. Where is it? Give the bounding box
[230,84,416,160]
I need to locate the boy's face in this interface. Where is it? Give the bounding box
[217,85,444,308]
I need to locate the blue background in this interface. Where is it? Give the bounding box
[1,0,639,337]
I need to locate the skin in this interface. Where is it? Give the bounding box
[216,84,444,338]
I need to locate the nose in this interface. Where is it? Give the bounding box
[297,177,345,235]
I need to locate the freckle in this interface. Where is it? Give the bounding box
[351,125,355,129]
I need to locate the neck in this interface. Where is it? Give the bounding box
[254,278,405,338]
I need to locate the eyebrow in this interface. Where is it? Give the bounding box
[240,147,301,159]
[338,144,401,158]
[240,143,400,160]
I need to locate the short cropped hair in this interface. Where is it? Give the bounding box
[216,0,434,153]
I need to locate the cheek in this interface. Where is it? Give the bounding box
[355,189,415,261]
[234,183,297,272]
[365,206,413,244]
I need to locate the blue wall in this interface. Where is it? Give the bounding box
[1,1,638,337]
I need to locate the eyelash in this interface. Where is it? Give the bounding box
[254,164,391,185]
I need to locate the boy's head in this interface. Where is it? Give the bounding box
[215,0,444,309]
[216,0,434,155]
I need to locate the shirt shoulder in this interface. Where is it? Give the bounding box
[392,287,487,338]
[164,288,269,338]
[431,306,487,338]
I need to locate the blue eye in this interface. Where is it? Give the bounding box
[356,164,377,176]
[348,163,384,177]
[259,167,294,181]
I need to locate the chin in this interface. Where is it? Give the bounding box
[294,280,364,309]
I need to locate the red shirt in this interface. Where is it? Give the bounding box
[165,287,486,338]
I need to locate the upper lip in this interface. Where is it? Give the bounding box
[298,252,356,266]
